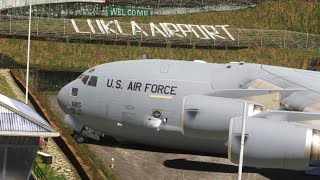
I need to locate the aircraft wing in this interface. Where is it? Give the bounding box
[210,77,320,113]
[254,110,320,130]
[208,89,303,99]
[281,91,320,112]
[209,77,320,128]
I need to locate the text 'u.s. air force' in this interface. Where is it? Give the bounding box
[106,79,177,95]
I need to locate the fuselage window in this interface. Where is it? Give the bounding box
[88,69,95,73]
[71,88,78,97]
[88,76,98,87]
[82,75,90,84]
[77,74,84,79]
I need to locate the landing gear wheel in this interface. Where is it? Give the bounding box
[77,136,85,143]
[73,133,86,143]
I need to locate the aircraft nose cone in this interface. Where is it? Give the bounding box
[57,85,69,114]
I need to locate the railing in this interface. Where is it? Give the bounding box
[0,15,319,51]
[2,3,256,17]
[32,161,48,180]
[0,0,269,9]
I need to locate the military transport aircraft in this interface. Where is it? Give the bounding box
[57,59,320,171]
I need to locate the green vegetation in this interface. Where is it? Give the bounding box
[33,156,67,180]
[0,1,319,72]
[1,38,320,71]
[0,74,16,99]
[104,0,320,34]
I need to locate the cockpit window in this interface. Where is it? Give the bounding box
[77,74,84,79]
[88,69,95,73]
[82,75,90,84]
[88,76,98,87]
[71,88,78,97]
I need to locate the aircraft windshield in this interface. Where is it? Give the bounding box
[82,75,90,84]
[88,76,98,87]
[88,69,95,73]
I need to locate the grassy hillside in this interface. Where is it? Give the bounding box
[0,1,319,71]
[0,38,319,71]
[0,74,16,99]
[103,0,320,34]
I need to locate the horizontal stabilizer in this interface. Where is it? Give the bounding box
[208,89,303,98]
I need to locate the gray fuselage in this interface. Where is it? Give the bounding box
[57,60,320,154]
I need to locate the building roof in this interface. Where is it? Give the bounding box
[0,94,59,137]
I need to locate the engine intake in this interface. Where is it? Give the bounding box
[228,117,320,170]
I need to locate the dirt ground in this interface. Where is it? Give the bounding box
[48,94,320,180]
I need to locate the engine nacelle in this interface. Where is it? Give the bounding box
[228,117,320,170]
[181,95,262,140]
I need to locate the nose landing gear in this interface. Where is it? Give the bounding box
[72,127,103,143]
[73,133,86,143]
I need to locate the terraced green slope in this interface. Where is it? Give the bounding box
[0,0,319,71]
[0,73,16,99]
[103,1,320,34]
[0,38,319,71]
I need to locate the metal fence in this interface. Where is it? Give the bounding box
[32,161,48,180]
[2,3,256,17]
[0,15,319,51]
[100,0,266,7]
[0,0,268,9]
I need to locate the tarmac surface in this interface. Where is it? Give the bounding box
[48,94,320,180]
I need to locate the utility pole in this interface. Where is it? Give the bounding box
[238,102,248,180]
[25,0,32,104]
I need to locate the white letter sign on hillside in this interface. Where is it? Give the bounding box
[131,21,149,36]
[150,22,167,37]
[71,19,235,41]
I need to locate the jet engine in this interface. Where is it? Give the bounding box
[181,95,263,140]
[228,117,320,170]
